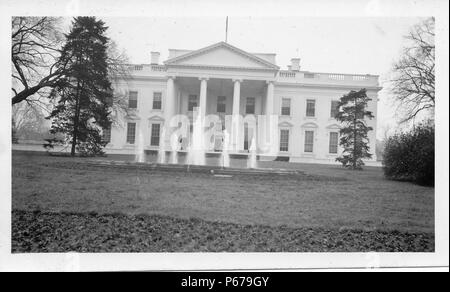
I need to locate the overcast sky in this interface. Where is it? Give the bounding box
[65,16,424,139]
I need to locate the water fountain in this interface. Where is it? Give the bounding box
[157,128,166,164]
[96,113,300,177]
[169,132,179,164]
[248,136,257,169]
[187,110,205,166]
[135,130,145,163]
[222,130,230,168]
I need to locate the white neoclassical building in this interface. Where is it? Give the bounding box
[105,42,381,164]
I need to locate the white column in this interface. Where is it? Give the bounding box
[264,80,277,156]
[199,77,208,118]
[164,76,175,146]
[165,76,175,120]
[265,80,274,116]
[232,79,241,116]
[232,79,241,151]
[177,91,182,116]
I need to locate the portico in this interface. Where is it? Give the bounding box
[163,75,274,152]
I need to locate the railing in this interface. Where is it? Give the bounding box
[126,64,167,72]
[279,71,296,78]
[129,65,143,71]
[150,65,167,72]
[124,65,376,85]
[277,70,378,85]
[327,74,345,81]
[352,75,369,81]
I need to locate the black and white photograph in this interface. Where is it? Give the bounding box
[0,0,448,273]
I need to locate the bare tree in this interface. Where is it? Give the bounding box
[12,101,50,141]
[391,17,435,124]
[106,40,132,128]
[11,17,64,105]
[12,17,131,130]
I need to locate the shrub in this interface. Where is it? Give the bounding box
[383,122,434,186]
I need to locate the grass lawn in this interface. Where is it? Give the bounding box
[11,150,435,252]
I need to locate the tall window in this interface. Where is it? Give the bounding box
[102,124,111,144]
[126,122,136,144]
[151,124,161,146]
[128,91,138,109]
[330,100,339,118]
[244,126,249,151]
[245,97,255,114]
[281,98,291,116]
[280,129,289,152]
[153,92,162,110]
[217,96,226,113]
[188,95,198,111]
[304,130,314,152]
[306,99,315,117]
[329,132,339,154]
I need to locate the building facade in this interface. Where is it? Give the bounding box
[106,42,381,164]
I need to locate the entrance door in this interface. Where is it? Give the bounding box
[244,126,254,151]
[244,126,249,151]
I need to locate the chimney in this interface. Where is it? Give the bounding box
[290,58,300,71]
[151,52,160,65]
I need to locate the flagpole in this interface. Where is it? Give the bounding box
[225,16,228,43]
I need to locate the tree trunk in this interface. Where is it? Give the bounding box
[71,79,81,157]
[71,130,77,156]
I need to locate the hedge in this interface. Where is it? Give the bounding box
[383,122,434,186]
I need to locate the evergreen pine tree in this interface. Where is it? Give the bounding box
[47,17,112,156]
[335,88,374,169]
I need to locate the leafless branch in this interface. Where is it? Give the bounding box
[390,17,435,124]
[106,40,132,127]
[11,17,65,105]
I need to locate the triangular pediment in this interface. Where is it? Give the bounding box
[164,42,279,70]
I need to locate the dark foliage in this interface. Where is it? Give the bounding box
[46,17,112,156]
[12,210,434,252]
[43,138,64,150]
[383,122,434,186]
[335,88,374,169]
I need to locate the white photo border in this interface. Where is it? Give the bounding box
[0,0,448,272]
